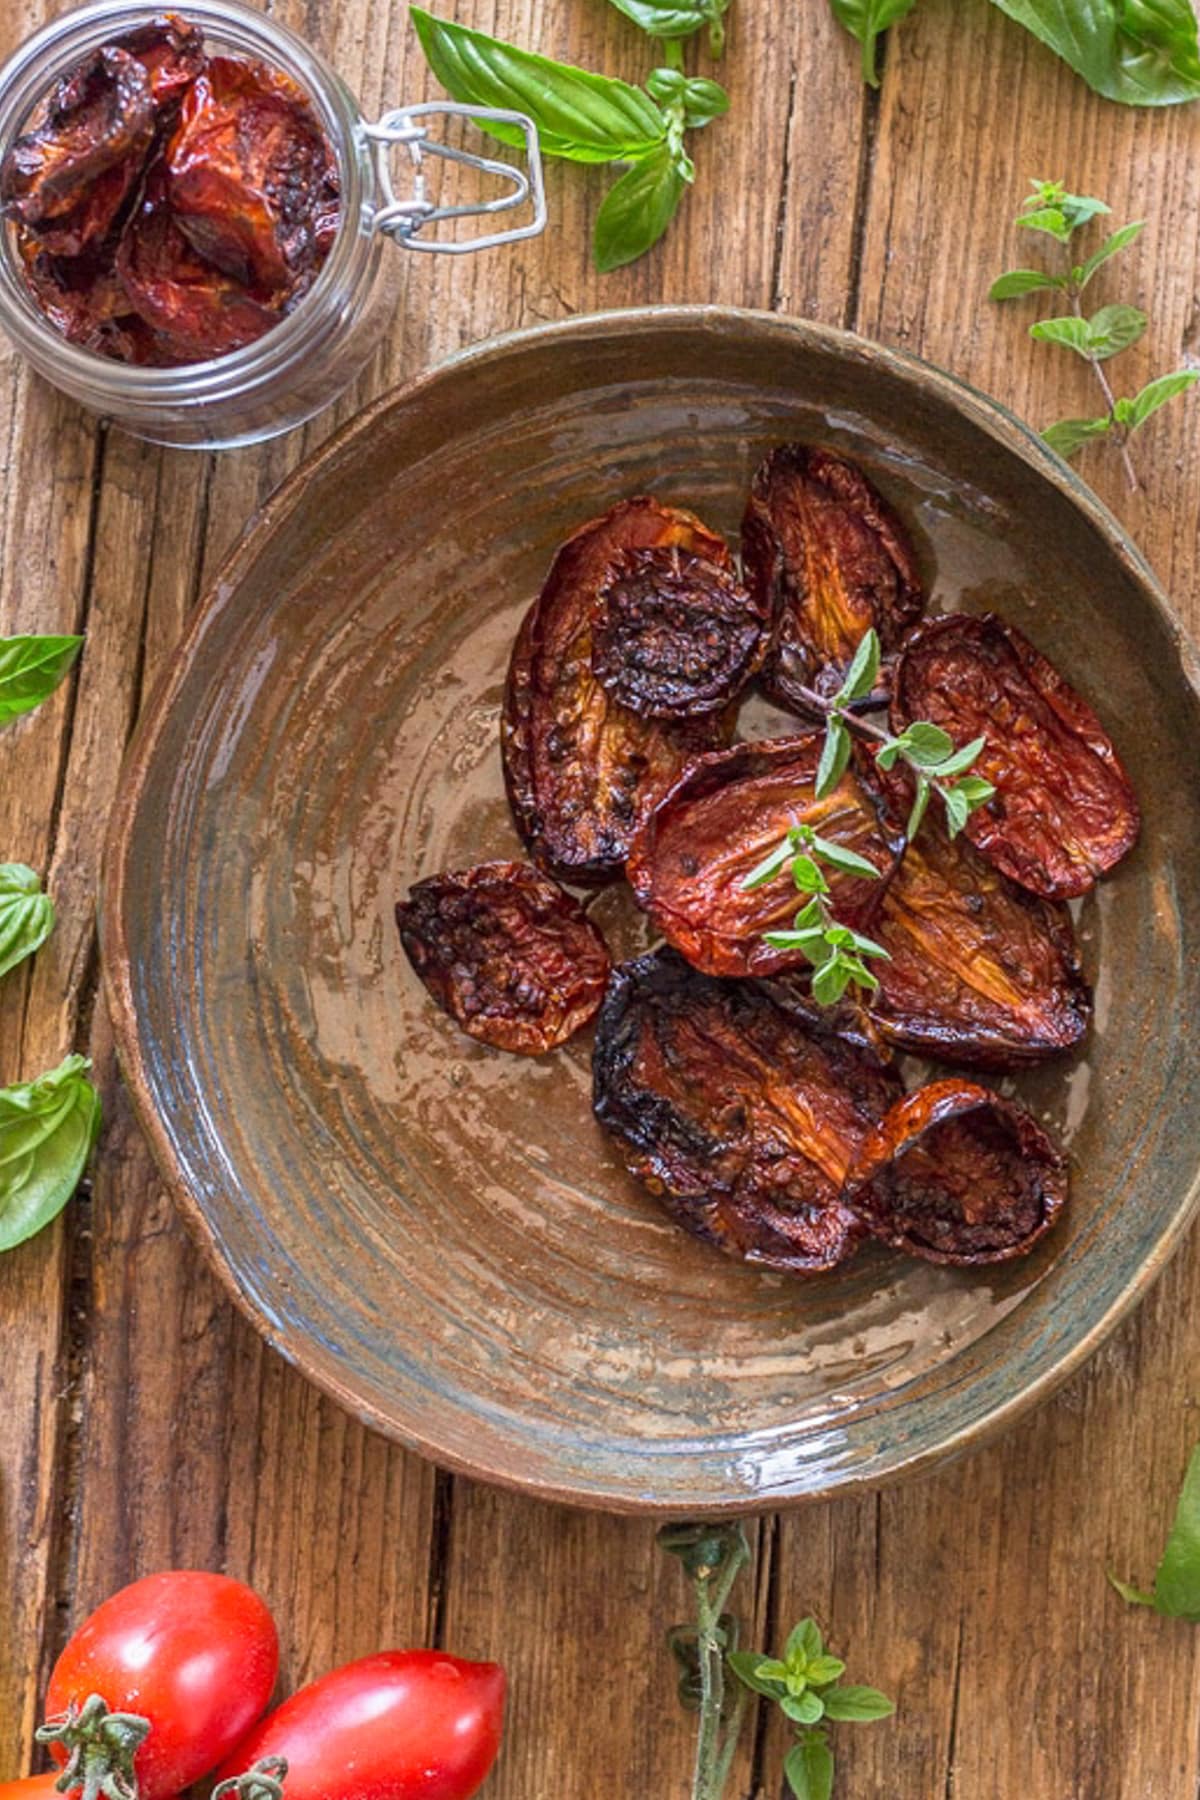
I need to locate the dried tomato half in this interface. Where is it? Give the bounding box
[844,1080,1068,1265]
[891,612,1140,899]
[626,734,904,978]
[396,861,611,1055]
[502,499,735,886]
[165,57,337,292]
[743,444,926,716]
[868,805,1091,1068]
[590,543,769,718]
[116,14,206,105]
[1,47,154,252]
[593,949,903,1274]
[117,169,281,361]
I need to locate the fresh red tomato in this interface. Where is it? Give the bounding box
[216,1651,506,1800]
[44,1572,278,1800]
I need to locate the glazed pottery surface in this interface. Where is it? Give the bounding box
[102,308,1200,1511]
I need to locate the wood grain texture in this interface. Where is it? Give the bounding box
[2,1,1199,1798]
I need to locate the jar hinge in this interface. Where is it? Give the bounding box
[364,103,546,254]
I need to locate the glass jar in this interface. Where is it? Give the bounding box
[0,0,545,448]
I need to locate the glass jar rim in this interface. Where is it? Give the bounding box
[0,0,369,396]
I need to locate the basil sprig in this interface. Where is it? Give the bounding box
[0,634,82,726]
[0,1054,101,1254]
[830,0,1200,105]
[0,865,55,981]
[410,4,731,271]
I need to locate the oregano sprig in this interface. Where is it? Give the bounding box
[410,3,732,272]
[990,180,1199,490]
[740,629,993,1006]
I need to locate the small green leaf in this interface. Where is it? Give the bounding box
[1029,315,1094,356]
[954,774,996,809]
[792,855,830,895]
[681,77,730,128]
[837,952,880,993]
[593,143,687,273]
[0,865,55,982]
[846,929,891,960]
[811,958,852,1007]
[1086,303,1149,360]
[741,837,794,891]
[0,1055,101,1253]
[874,739,904,772]
[821,1683,896,1722]
[836,629,882,704]
[830,0,921,86]
[805,834,882,880]
[1020,182,1110,234]
[762,930,829,958]
[989,269,1065,300]
[794,898,826,932]
[782,1690,827,1724]
[645,67,688,104]
[410,8,666,162]
[898,721,956,768]
[728,1650,788,1699]
[1077,221,1146,289]
[1108,1571,1157,1608]
[1127,370,1200,430]
[942,783,971,838]
[806,1655,847,1687]
[0,635,83,727]
[1151,1442,1200,1617]
[815,719,853,800]
[1042,415,1113,458]
[906,775,932,840]
[785,1619,824,1664]
[1019,206,1071,241]
[784,1736,835,1800]
[605,0,730,41]
[923,734,986,779]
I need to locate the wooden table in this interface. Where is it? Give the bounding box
[3,3,1199,1795]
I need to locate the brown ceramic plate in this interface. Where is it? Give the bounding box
[102,308,1200,1512]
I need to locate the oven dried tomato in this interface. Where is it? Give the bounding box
[1,47,154,252]
[117,169,281,361]
[589,543,769,718]
[502,499,735,886]
[743,444,926,716]
[592,949,902,1274]
[844,1079,1068,1265]
[867,799,1092,1068]
[626,734,904,979]
[117,14,206,105]
[397,861,611,1055]
[165,56,337,292]
[891,612,1140,899]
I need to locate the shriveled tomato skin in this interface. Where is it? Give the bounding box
[502,499,734,886]
[868,804,1092,1069]
[45,1572,278,1800]
[626,735,904,979]
[215,1652,506,1800]
[891,612,1140,900]
[396,861,611,1055]
[593,949,902,1275]
[743,444,926,716]
[844,1079,1068,1265]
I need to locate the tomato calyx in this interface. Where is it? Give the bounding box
[210,1758,289,1800]
[35,1695,151,1800]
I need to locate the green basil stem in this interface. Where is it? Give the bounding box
[690,1531,750,1800]
[1066,278,1139,494]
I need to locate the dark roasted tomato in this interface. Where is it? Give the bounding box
[396,861,611,1055]
[165,57,337,291]
[0,47,154,251]
[844,1079,1068,1264]
[743,444,926,716]
[868,800,1091,1068]
[116,14,206,105]
[590,543,769,718]
[891,612,1140,899]
[593,949,902,1274]
[117,169,281,360]
[626,734,904,978]
[15,232,141,351]
[502,498,734,886]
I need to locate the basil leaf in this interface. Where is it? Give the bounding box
[1127,369,1200,428]
[0,1055,100,1253]
[409,8,666,163]
[681,77,731,128]
[784,1737,835,1800]
[821,1683,896,1721]
[830,0,921,86]
[0,865,55,982]
[1087,303,1149,359]
[1150,1443,1200,1617]
[989,269,1066,299]
[1077,220,1145,288]
[0,635,83,726]
[989,0,1200,105]
[593,143,686,272]
[1042,415,1113,457]
[605,0,729,39]
[1029,315,1094,356]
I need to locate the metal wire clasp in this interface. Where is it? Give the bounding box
[365,102,546,254]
